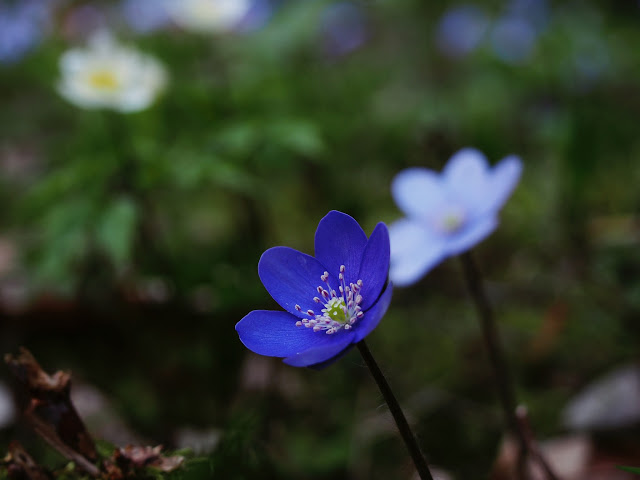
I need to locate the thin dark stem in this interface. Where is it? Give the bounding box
[459,252,520,434]
[357,340,434,480]
[459,251,558,480]
[516,407,560,480]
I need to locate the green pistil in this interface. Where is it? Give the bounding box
[442,213,463,232]
[323,298,348,324]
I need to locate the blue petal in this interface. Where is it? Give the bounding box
[259,247,327,318]
[443,148,491,215]
[314,210,367,285]
[307,344,356,370]
[236,310,336,357]
[354,282,393,342]
[483,155,522,214]
[358,222,390,310]
[389,218,446,286]
[283,332,354,367]
[391,168,448,219]
[444,215,498,255]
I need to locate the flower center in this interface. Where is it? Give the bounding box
[295,265,364,335]
[88,70,120,91]
[434,205,466,233]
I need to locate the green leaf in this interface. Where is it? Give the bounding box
[95,197,138,272]
[618,466,640,475]
[266,119,324,157]
[216,123,260,156]
[31,200,94,290]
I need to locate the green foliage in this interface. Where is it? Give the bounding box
[95,196,139,273]
[619,466,640,475]
[208,414,278,479]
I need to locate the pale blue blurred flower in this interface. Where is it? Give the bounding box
[389,148,522,286]
[320,2,368,57]
[489,0,548,64]
[436,0,548,64]
[490,15,537,63]
[570,25,611,89]
[0,1,52,64]
[121,0,171,34]
[236,0,273,32]
[504,0,548,33]
[435,5,489,58]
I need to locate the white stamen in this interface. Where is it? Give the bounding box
[294,265,366,335]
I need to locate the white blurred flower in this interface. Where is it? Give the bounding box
[165,0,252,33]
[57,32,168,113]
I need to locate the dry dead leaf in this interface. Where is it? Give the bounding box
[5,348,99,476]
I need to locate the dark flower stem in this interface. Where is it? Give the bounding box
[516,406,561,480]
[459,251,559,480]
[357,340,435,480]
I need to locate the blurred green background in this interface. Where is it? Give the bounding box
[1,0,640,478]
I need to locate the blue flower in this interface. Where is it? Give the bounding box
[320,2,368,57]
[236,211,392,368]
[489,0,548,65]
[389,148,522,286]
[435,5,489,59]
[235,0,273,33]
[120,0,171,34]
[490,15,537,64]
[0,1,52,64]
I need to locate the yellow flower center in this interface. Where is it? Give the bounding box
[88,70,120,91]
